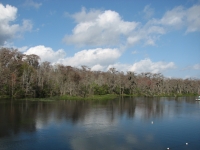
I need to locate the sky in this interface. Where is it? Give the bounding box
[0,0,200,78]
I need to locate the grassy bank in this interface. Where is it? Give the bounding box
[2,94,118,101]
[59,94,118,101]
[120,93,198,98]
[1,93,198,101]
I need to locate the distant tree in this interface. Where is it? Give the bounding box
[0,47,199,98]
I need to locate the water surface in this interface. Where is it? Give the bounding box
[0,97,200,150]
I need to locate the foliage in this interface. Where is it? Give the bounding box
[59,94,117,101]
[0,47,200,99]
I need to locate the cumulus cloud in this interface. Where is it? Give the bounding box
[58,48,121,67]
[0,4,18,45]
[107,59,175,74]
[129,58,176,73]
[0,3,32,45]
[107,63,129,72]
[0,4,17,21]
[24,45,66,63]
[18,46,29,52]
[67,51,179,73]
[91,64,105,71]
[23,46,121,69]
[23,0,42,9]
[160,6,185,29]
[186,5,200,32]
[64,5,200,48]
[149,4,200,32]
[70,7,102,23]
[127,35,142,46]
[63,9,138,46]
[127,26,163,46]
[23,45,176,74]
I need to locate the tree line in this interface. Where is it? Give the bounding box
[0,47,199,98]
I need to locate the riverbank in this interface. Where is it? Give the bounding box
[2,94,119,101]
[59,94,118,101]
[0,93,198,101]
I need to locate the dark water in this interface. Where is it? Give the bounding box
[0,97,200,150]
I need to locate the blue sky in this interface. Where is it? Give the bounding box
[0,0,200,78]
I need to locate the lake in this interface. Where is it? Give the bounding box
[0,97,200,150]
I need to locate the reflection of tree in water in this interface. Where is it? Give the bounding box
[33,100,90,125]
[0,99,137,138]
[140,97,164,119]
[164,97,197,116]
[121,97,137,118]
[112,97,136,118]
[105,97,163,120]
[102,97,137,120]
[107,97,162,120]
[65,101,90,124]
[1,97,184,138]
[0,100,36,138]
[0,100,91,138]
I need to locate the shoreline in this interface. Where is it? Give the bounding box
[0,93,198,101]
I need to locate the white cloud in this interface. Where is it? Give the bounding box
[106,59,175,74]
[70,7,102,23]
[0,43,29,52]
[23,46,121,69]
[21,19,32,32]
[146,26,166,34]
[107,63,131,73]
[127,35,141,46]
[193,64,200,70]
[181,64,200,71]
[143,5,154,19]
[58,48,121,67]
[130,4,200,46]
[145,36,156,46]
[91,64,105,71]
[24,45,66,63]
[0,4,18,45]
[129,58,176,73]
[23,0,42,9]
[132,50,138,54]
[18,46,28,52]
[149,4,200,33]
[0,3,33,45]
[63,9,138,46]
[0,3,17,21]
[186,5,200,32]
[160,6,185,29]
[63,5,200,48]
[22,45,176,75]
[127,27,161,46]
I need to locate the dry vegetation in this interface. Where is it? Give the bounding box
[0,47,199,99]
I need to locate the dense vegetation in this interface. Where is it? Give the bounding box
[0,47,199,99]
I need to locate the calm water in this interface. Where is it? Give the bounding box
[0,97,200,150]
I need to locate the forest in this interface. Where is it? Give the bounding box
[0,47,200,99]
